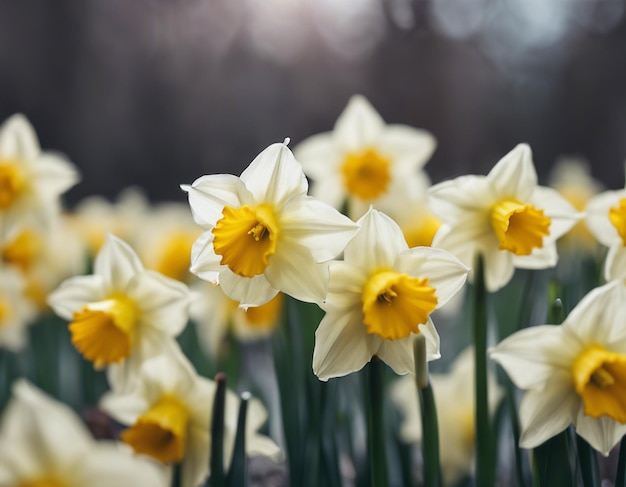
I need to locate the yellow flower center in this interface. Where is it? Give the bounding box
[362,270,438,340]
[2,228,44,272]
[0,160,25,210]
[68,294,138,369]
[341,148,391,200]
[490,199,551,255]
[154,231,198,282]
[243,292,283,331]
[402,212,442,248]
[120,394,190,464]
[212,204,279,277]
[19,478,66,487]
[609,197,626,246]
[572,344,626,423]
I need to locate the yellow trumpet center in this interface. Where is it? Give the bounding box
[212,204,279,278]
[572,344,626,423]
[2,228,44,272]
[402,212,442,248]
[341,148,391,200]
[154,231,198,282]
[0,160,25,210]
[362,270,438,340]
[490,199,551,255]
[121,394,190,464]
[18,478,66,487]
[609,197,626,246]
[69,294,138,369]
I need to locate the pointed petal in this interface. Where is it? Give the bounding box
[394,247,469,308]
[47,275,107,320]
[482,241,515,292]
[488,144,537,201]
[184,174,250,227]
[530,186,581,240]
[334,95,384,151]
[377,125,436,172]
[189,231,223,283]
[95,234,144,290]
[575,410,626,457]
[586,189,626,247]
[605,243,626,282]
[345,209,407,270]
[280,195,358,262]
[293,132,339,181]
[512,243,557,270]
[490,325,576,389]
[219,270,278,308]
[240,143,307,207]
[33,153,80,199]
[313,308,375,381]
[0,114,40,160]
[518,374,579,449]
[375,338,414,375]
[324,261,366,311]
[428,175,493,222]
[100,392,147,426]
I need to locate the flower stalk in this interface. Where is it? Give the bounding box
[210,373,227,487]
[365,357,388,487]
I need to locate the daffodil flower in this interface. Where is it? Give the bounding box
[182,141,358,307]
[0,380,167,487]
[0,267,37,351]
[294,95,436,219]
[391,348,501,486]
[429,144,580,292]
[586,185,626,281]
[0,114,79,234]
[47,233,190,390]
[490,281,626,455]
[312,208,469,381]
[101,346,281,487]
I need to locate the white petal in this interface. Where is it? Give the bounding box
[575,411,626,457]
[280,195,358,262]
[481,240,515,292]
[345,209,407,270]
[95,234,144,290]
[488,144,537,201]
[394,247,469,308]
[605,243,626,282]
[334,95,384,151]
[418,318,441,361]
[512,243,557,270]
[99,392,147,426]
[293,132,339,181]
[428,175,493,222]
[377,125,436,172]
[531,186,581,240]
[0,114,40,160]
[240,143,307,207]
[140,344,199,397]
[310,176,348,210]
[586,189,626,247]
[265,241,329,303]
[375,338,415,375]
[518,374,579,449]
[431,224,479,271]
[184,174,250,227]
[219,270,278,308]
[312,308,376,381]
[182,425,210,487]
[323,261,366,311]
[47,275,107,320]
[490,325,576,390]
[189,231,223,282]
[129,271,190,336]
[32,152,79,199]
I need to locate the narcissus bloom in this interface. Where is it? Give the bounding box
[101,347,281,487]
[429,144,580,292]
[47,234,190,389]
[490,281,626,455]
[294,95,436,219]
[0,380,167,487]
[0,114,79,233]
[183,141,358,307]
[312,208,469,380]
[391,348,501,486]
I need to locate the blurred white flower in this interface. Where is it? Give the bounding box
[0,267,37,351]
[294,95,436,219]
[183,141,358,307]
[101,346,281,487]
[491,281,626,455]
[429,144,580,292]
[391,347,501,486]
[0,114,79,234]
[312,208,468,380]
[47,233,190,390]
[0,379,167,487]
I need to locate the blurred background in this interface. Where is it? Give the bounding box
[1,0,626,205]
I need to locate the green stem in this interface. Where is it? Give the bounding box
[365,359,388,487]
[576,435,600,487]
[532,429,573,487]
[472,254,494,487]
[210,373,227,487]
[226,392,249,487]
[616,436,626,487]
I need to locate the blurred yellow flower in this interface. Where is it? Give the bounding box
[0,268,37,351]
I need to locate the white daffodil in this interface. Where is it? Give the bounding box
[586,183,626,281]
[549,157,602,252]
[101,346,281,487]
[182,141,358,307]
[190,281,283,359]
[0,267,37,351]
[0,380,167,487]
[47,233,190,390]
[0,114,79,234]
[490,281,626,455]
[312,208,469,381]
[391,348,501,486]
[429,144,580,292]
[294,95,436,219]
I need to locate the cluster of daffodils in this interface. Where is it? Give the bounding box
[2,94,626,487]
